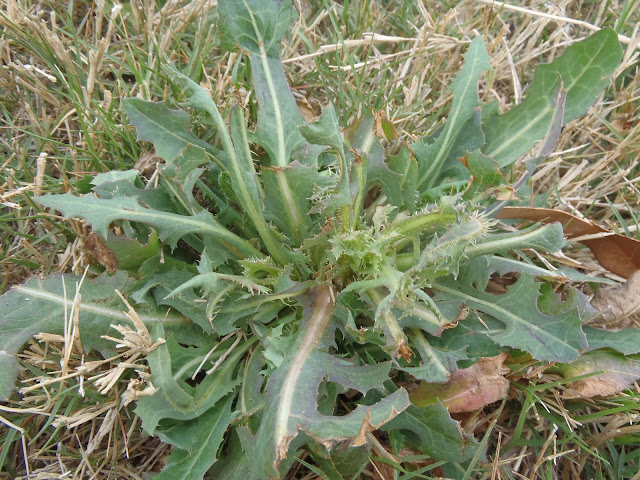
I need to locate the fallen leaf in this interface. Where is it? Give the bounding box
[497,207,640,278]
[409,353,510,413]
[591,270,640,327]
[134,150,162,178]
[83,232,117,272]
[558,349,640,399]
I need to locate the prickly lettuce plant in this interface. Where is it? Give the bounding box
[0,1,625,478]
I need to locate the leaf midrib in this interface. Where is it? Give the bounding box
[433,282,578,359]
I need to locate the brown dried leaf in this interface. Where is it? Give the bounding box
[497,207,640,278]
[591,270,640,326]
[83,232,117,272]
[560,349,640,399]
[134,150,162,177]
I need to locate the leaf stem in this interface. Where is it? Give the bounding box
[367,287,412,361]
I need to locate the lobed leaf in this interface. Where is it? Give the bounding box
[0,273,188,400]
[164,67,302,265]
[386,146,418,212]
[135,330,248,434]
[155,395,236,480]
[123,99,216,164]
[253,285,410,478]
[382,401,478,462]
[37,193,262,259]
[434,274,590,362]
[262,163,330,242]
[401,329,468,383]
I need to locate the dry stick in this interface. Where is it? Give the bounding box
[476,0,637,48]
[283,32,465,64]
[0,415,30,476]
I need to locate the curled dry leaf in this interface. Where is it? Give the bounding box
[559,349,640,399]
[409,353,510,413]
[497,207,640,278]
[591,270,640,327]
[134,150,162,178]
[83,232,118,273]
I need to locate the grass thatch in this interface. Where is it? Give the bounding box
[1,0,639,478]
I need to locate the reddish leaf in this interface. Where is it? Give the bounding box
[497,207,640,278]
[409,353,510,413]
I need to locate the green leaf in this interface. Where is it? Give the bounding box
[155,395,236,480]
[101,231,160,271]
[482,28,623,167]
[133,269,211,333]
[434,274,590,362]
[352,116,404,214]
[163,67,302,265]
[207,428,261,479]
[299,104,352,224]
[218,0,298,56]
[307,442,370,480]
[402,330,468,383]
[387,146,418,212]
[251,55,307,167]
[461,149,513,201]
[37,192,262,258]
[459,255,615,293]
[123,99,216,163]
[91,169,139,186]
[429,317,503,360]
[92,178,172,212]
[437,109,485,182]
[464,223,566,260]
[299,104,344,158]
[228,107,302,263]
[262,163,329,242]
[209,427,298,480]
[382,401,478,462]
[160,144,210,186]
[135,330,250,434]
[412,36,491,189]
[585,326,640,355]
[220,0,308,245]
[0,272,188,400]
[252,285,410,478]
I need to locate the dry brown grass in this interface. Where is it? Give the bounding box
[1,0,639,478]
